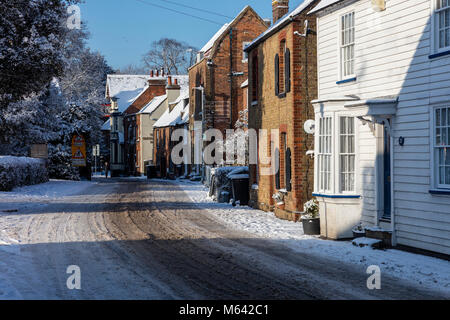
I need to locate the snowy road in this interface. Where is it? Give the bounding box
[0,178,448,300]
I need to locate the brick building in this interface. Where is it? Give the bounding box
[188,6,269,172]
[120,72,188,176]
[123,71,167,176]
[245,0,319,221]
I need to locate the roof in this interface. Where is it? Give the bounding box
[308,0,342,14]
[106,75,151,113]
[154,92,190,128]
[138,95,167,115]
[200,23,230,53]
[196,6,267,62]
[245,0,316,51]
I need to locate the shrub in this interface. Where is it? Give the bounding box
[0,156,49,191]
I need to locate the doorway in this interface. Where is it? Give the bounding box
[382,122,392,220]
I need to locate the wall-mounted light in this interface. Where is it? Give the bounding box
[399,137,405,146]
[372,0,386,12]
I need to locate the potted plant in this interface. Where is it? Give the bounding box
[272,191,286,210]
[301,199,320,235]
[352,223,366,239]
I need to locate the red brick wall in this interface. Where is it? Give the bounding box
[189,7,268,137]
[248,2,318,220]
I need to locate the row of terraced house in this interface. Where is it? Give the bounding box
[103,0,450,256]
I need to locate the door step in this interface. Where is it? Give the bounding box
[352,237,384,249]
[365,226,392,248]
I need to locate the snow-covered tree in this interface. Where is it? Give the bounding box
[0,1,112,180]
[0,0,79,105]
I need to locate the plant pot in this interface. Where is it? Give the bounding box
[352,230,366,239]
[302,217,320,235]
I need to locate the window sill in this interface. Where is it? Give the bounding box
[429,50,450,60]
[336,77,357,85]
[312,193,361,199]
[429,189,450,196]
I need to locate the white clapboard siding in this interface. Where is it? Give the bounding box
[316,0,450,254]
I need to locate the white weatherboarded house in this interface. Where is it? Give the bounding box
[310,0,450,255]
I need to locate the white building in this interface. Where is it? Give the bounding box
[310,0,450,255]
[105,74,151,175]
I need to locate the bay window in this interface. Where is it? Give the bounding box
[435,107,450,188]
[318,117,332,192]
[339,117,356,192]
[316,115,357,195]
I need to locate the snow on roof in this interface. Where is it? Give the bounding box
[246,0,315,51]
[199,6,251,54]
[106,74,150,99]
[106,75,151,113]
[308,0,342,14]
[107,74,188,114]
[101,119,110,131]
[154,96,190,128]
[200,23,230,53]
[138,95,167,115]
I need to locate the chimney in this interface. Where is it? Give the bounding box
[166,76,181,110]
[272,0,289,24]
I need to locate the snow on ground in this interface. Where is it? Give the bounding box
[0,179,94,204]
[174,179,450,296]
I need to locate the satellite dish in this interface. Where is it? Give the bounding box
[304,120,315,134]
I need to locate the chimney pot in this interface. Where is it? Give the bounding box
[168,76,172,86]
[150,70,154,77]
[156,70,159,77]
[174,78,178,85]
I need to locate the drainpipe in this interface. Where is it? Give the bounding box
[229,28,234,130]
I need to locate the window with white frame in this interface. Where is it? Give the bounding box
[436,0,450,50]
[243,42,250,62]
[435,107,450,188]
[339,117,356,192]
[318,117,332,191]
[340,12,355,78]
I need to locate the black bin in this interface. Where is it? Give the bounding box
[146,165,157,179]
[230,174,250,206]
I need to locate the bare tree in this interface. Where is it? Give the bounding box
[114,64,148,75]
[142,38,198,75]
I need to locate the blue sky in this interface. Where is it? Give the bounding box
[79,0,305,70]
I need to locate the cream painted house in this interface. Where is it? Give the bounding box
[310,0,450,255]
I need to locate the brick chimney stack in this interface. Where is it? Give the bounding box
[272,0,289,23]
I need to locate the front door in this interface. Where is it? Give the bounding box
[382,123,392,220]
